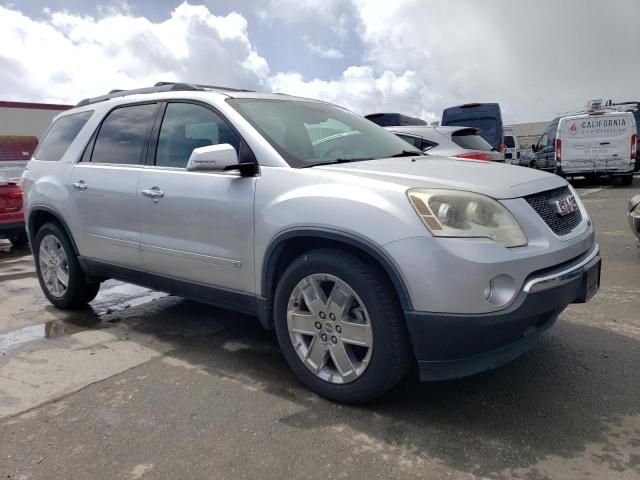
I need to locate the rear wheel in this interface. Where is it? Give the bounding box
[34,222,101,308]
[9,232,28,248]
[529,160,538,169]
[273,249,411,403]
[620,174,633,187]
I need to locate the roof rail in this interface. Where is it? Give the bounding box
[76,81,255,107]
[154,81,254,93]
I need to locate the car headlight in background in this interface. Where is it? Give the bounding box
[407,188,528,247]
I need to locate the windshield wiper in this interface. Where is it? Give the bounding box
[390,150,423,157]
[303,157,375,168]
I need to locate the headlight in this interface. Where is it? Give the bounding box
[632,203,640,216]
[407,188,528,247]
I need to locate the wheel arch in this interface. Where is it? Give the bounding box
[28,206,79,256]
[259,228,413,330]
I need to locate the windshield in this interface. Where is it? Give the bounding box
[504,135,516,148]
[228,99,422,167]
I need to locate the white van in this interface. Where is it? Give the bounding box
[503,126,520,165]
[532,110,637,185]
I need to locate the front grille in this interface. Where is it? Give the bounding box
[525,186,583,236]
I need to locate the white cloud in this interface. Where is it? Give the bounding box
[0,2,269,103]
[306,41,344,60]
[269,67,439,122]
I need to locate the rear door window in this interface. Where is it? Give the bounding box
[33,111,92,162]
[91,104,158,165]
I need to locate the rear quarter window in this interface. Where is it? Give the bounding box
[33,111,93,161]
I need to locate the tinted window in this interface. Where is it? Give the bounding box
[504,135,515,148]
[365,114,427,127]
[395,134,422,148]
[538,133,549,148]
[156,103,240,168]
[451,131,494,151]
[91,104,157,165]
[33,111,92,162]
[442,104,503,148]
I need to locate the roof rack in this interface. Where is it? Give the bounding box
[76,82,255,107]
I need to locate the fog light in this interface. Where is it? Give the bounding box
[484,275,516,306]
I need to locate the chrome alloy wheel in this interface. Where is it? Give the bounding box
[38,234,69,298]
[287,274,373,384]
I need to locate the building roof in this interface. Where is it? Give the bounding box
[0,101,72,111]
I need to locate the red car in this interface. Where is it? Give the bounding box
[0,171,28,247]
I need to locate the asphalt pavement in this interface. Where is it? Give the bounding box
[1,176,639,479]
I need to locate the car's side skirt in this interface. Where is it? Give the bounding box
[78,257,257,317]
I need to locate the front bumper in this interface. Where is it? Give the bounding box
[405,246,601,381]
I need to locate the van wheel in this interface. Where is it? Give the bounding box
[34,222,101,309]
[529,160,538,169]
[273,249,411,403]
[620,174,633,187]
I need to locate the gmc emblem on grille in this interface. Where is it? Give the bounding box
[553,194,579,216]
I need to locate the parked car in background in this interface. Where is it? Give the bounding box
[503,127,520,165]
[0,171,27,247]
[442,103,504,153]
[24,82,600,403]
[364,113,427,127]
[529,117,560,171]
[629,193,640,245]
[531,107,636,185]
[386,125,504,161]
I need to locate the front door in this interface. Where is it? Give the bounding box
[137,101,256,294]
[69,102,159,268]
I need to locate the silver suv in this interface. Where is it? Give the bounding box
[23,83,601,403]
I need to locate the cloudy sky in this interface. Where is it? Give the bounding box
[1,0,639,123]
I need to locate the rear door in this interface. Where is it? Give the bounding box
[561,113,634,173]
[137,101,256,294]
[69,102,159,268]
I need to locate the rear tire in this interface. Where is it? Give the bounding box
[273,248,411,404]
[529,160,538,169]
[34,222,101,309]
[9,232,28,248]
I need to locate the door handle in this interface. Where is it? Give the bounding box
[141,187,164,200]
[72,181,88,191]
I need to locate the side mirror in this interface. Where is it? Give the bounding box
[531,144,537,152]
[186,144,240,172]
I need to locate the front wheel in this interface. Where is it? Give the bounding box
[34,222,101,308]
[273,249,411,404]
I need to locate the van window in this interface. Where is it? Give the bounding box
[504,135,515,148]
[33,111,92,162]
[537,133,549,149]
[91,104,157,165]
[155,103,240,168]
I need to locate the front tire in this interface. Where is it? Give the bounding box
[273,249,411,403]
[34,222,100,308]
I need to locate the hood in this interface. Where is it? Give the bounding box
[315,156,566,199]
